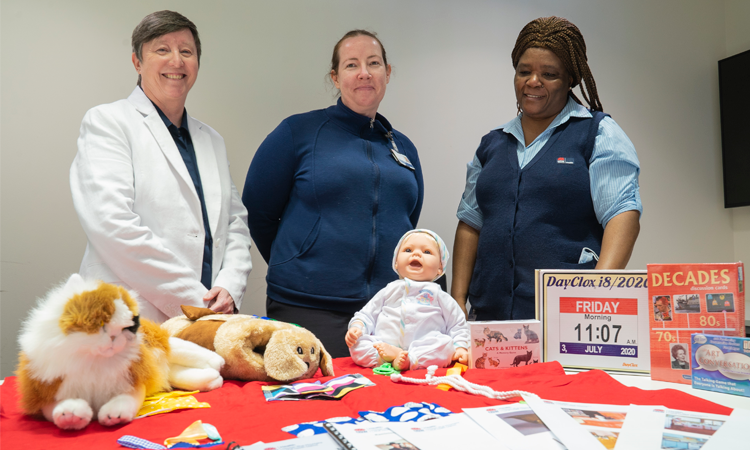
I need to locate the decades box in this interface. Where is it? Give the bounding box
[647,263,745,384]
[691,333,750,397]
[468,320,541,369]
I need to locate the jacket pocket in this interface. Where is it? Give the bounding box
[269,215,321,266]
[557,260,597,270]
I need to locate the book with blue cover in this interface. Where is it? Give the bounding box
[691,333,750,397]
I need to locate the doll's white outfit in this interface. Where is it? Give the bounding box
[348,277,470,370]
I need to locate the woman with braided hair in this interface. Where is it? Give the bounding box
[451,16,642,321]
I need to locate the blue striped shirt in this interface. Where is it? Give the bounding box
[457,97,642,231]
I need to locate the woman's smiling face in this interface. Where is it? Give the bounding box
[132,28,199,110]
[330,35,391,119]
[514,47,572,125]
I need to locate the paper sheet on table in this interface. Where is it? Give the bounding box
[240,433,343,449]
[386,413,507,450]
[523,395,624,450]
[614,405,666,450]
[701,408,750,449]
[463,403,566,450]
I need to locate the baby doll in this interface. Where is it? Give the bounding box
[346,229,469,371]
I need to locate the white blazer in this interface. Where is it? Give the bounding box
[70,87,253,322]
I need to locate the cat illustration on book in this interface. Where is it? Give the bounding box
[484,327,508,342]
[474,338,486,347]
[514,328,522,339]
[511,350,533,367]
[523,324,539,343]
[475,353,487,369]
[488,357,500,367]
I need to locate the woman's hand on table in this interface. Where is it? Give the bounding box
[204,287,235,314]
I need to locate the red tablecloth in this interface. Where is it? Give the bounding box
[0,359,732,449]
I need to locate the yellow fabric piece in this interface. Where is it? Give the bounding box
[164,420,208,447]
[136,390,210,419]
[437,363,468,391]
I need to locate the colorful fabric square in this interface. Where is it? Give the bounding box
[359,402,453,423]
[282,416,365,437]
[136,390,210,418]
[248,314,300,327]
[117,435,166,449]
[314,374,375,399]
[263,373,375,401]
[164,420,222,448]
[262,381,329,401]
[247,315,278,321]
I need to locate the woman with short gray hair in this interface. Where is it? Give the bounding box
[70,10,253,322]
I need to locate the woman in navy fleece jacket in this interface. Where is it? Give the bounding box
[242,30,423,357]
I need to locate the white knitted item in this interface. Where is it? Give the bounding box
[390,365,537,400]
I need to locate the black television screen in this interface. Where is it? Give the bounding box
[719,49,750,208]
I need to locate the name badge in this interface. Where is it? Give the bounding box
[391,148,415,171]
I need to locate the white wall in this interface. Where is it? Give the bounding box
[726,0,750,267]
[2,0,748,378]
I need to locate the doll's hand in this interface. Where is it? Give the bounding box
[453,347,469,365]
[345,328,362,347]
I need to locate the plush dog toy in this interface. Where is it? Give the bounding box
[162,306,335,382]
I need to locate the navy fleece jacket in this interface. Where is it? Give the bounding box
[242,99,423,313]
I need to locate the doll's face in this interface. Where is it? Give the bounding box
[395,233,443,281]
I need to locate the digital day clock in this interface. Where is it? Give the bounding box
[538,270,650,373]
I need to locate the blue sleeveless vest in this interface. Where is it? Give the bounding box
[469,112,607,320]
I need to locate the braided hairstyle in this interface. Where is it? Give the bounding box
[511,16,603,112]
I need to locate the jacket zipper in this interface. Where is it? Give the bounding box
[365,140,380,299]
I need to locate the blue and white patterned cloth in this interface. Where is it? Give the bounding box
[282,416,366,437]
[359,402,453,423]
[282,402,453,437]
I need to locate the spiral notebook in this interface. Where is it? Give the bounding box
[324,413,504,449]
[323,422,414,450]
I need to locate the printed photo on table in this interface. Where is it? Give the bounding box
[376,439,421,450]
[664,413,725,435]
[494,410,551,436]
[561,408,626,428]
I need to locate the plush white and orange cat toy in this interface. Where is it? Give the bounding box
[16,274,223,430]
